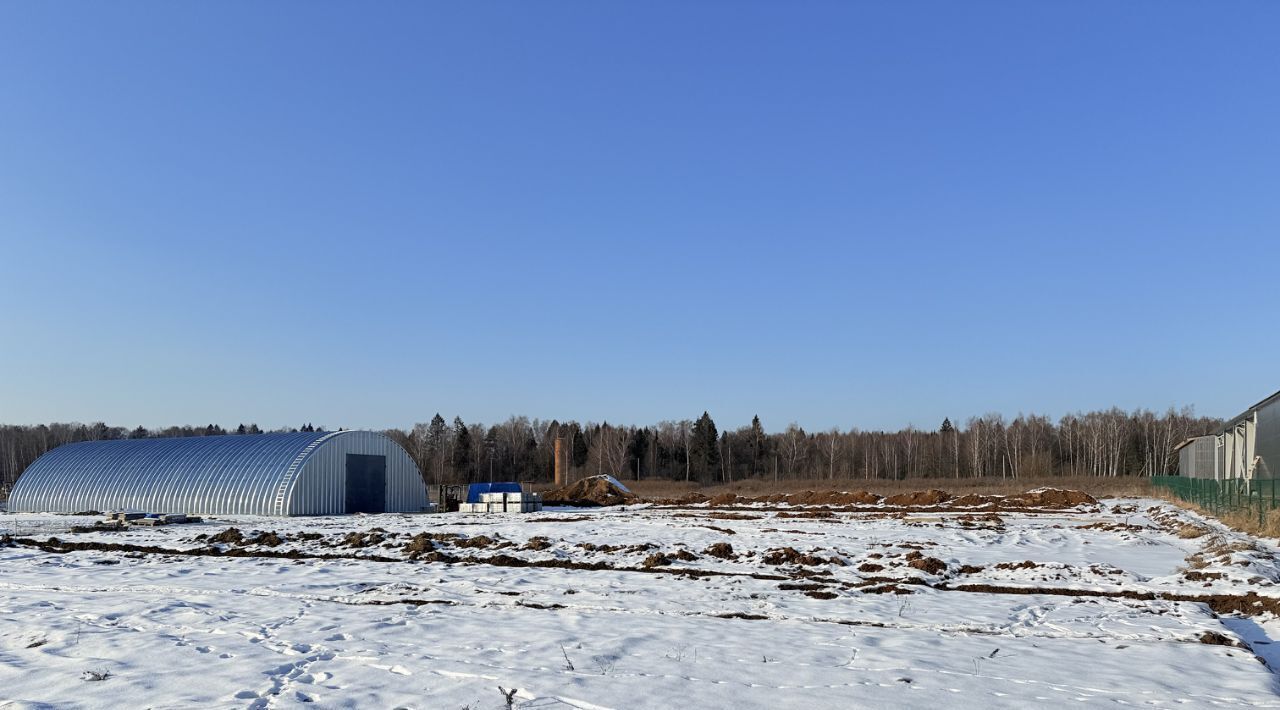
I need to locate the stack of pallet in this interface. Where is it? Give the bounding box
[456,488,543,514]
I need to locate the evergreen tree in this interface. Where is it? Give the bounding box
[689,412,721,483]
[628,427,650,478]
[484,426,499,481]
[235,423,247,435]
[570,423,589,467]
[129,426,148,440]
[426,414,448,455]
[940,417,954,434]
[452,416,474,480]
[749,414,766,476]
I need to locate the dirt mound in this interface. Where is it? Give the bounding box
[341,531,387,548]
[776,509,835,519]
[703,542,736,559]
[543,476,637,507]
[906,556,947,574]
[707,511,762,520]
[455,535,498,549]
[1004,488,1096,508]
[884,489,952,507]
[1199,631,1241,647]
[761,547,842,566]
[994,560,1040,570]
[245,531,284,547]
[708,493,739,506]
[207,528,244,545]
[805,590,839,600]
[522,536,553,551]
[782,490,881,506]
[951,493,1001,507]
[642,552,672,568]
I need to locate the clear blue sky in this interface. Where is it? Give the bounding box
[1,2,1277,433]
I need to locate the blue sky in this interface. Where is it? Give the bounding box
[1,2,1277,432]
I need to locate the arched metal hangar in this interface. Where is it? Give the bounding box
[7,430,429,516]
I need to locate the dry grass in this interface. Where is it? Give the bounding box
[1147,490,1280,540]
[1176,523,1210,539]
[619,476,1153,500]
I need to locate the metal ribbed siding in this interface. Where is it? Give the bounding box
[1178,436,1217,480]
[8,431,428,516]
[1256,399,1280,480]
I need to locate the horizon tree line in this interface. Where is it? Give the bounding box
[0,407,1220,492]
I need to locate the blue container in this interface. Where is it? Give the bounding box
[466,482,522,503]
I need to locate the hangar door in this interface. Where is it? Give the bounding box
[345,454,387,513]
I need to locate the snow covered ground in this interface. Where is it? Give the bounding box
[2,497,1279,708]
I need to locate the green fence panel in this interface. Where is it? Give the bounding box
[1152,475,1280,524]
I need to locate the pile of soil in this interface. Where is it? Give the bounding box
[785,490,882,506]
[668,490,883,506]
[341,531,387,548]
[245,531,284,547]
[703,542,735,559]
[884,489,952,506]
[1004,488,1097,508]
[761,547,843,566]
[650,485,1097,513]
[776,509,835,519]
[543,476,638,507]
[907,556,948,575]
[667,493,710,505]
[205,528,244,545]
[951,493,1002,507]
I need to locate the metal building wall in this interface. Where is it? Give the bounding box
[1194,437,1218,480]
[1256,399,1280,480]
[282,430,428,515]
[8,431,427,516]
[1208,391,1280,482]
[1177,437,1218,479]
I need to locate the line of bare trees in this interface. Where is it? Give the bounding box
[387,408,1219,486]
[0,407,1218,492]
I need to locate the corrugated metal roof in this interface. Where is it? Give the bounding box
[1173,435,1215,452]
[1220,388,1280,432]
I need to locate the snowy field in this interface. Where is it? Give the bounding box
[2,496,1280,708]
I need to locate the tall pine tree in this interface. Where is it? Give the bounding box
[689,412,721,483]
[452,416,474,481]
[749,415,766,476]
